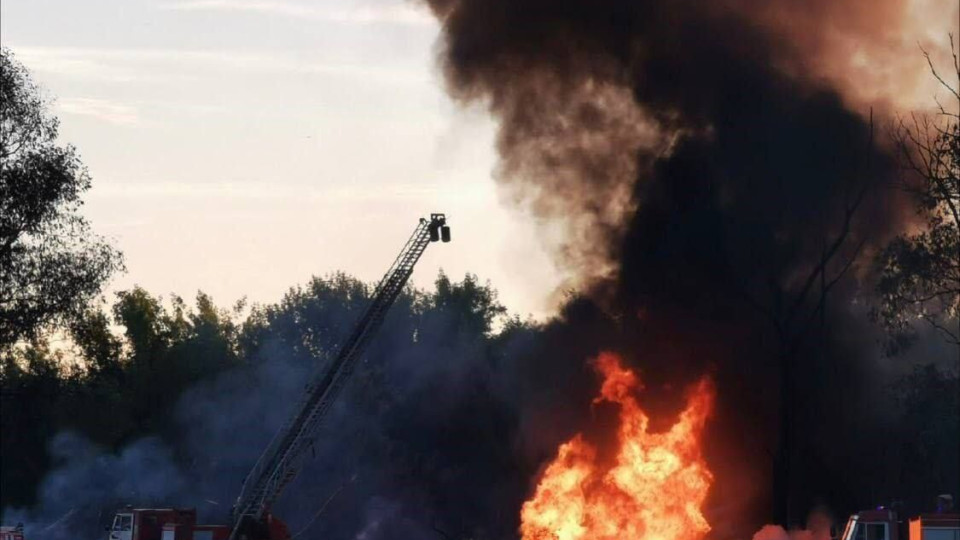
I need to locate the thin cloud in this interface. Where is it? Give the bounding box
[14,48,153,83]
[88,181,488,202]
[158,0,435,26]
[11,46,431,85]
[57,98,140,125]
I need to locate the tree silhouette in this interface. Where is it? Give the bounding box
[0,47,123,349]
[875,39,960,350]
[0,272,520,520]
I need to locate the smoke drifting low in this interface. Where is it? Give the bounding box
[2,348,316,540]
[2,291,548,540]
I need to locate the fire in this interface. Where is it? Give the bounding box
[520,352,714,540]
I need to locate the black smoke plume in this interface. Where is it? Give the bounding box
[423,0,955,534]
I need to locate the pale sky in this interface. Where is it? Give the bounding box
[1,0,563,318]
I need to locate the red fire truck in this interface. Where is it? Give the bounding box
[106,509,230,540]
[839,508,960,540]
[105,508,291,540]
[101,215,451,540]
[0,524,25,540]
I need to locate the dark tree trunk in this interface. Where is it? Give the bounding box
[773,347,795,528]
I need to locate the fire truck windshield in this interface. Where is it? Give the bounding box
[108,514,133,540]
[840,516,890,540]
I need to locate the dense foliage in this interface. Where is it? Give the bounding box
[1,288,240,506]
[0,271,519,512]
[2,271,957,537]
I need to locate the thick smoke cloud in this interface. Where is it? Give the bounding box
[425,0,911,290]
[423,0,955,533]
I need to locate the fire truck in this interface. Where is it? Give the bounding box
[106,509,233,540]
[0,524,25,540]
[104,215,451,540]
[839,504,959,540]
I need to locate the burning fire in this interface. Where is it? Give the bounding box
[520,352,714,540]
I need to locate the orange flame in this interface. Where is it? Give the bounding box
[520,352,714,540]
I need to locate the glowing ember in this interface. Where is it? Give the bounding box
[520,352,714,540]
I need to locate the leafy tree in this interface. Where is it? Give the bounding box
[110,288,244,436]
[240,272,374,362]
[429,271,507,337]
[0,269,523,527]
[0,288,243,507]
[0,47,123,349]
[0,340,64,506]
[892,364,960,510]
[875,43,960,349]
[70,309,123,376]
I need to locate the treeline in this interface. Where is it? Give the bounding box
[0,271,524,510]
[3,271,957,526]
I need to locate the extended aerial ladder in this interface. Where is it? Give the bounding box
[229,214,451,540]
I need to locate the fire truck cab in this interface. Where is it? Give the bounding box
[0,524,25,540]
[106,508,289,540]
[839,509,960,540]
[106,509,230,540]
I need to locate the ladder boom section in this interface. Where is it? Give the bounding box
[231,214,448,532]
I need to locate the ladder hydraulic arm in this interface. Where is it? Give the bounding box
[229,214,450,539]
